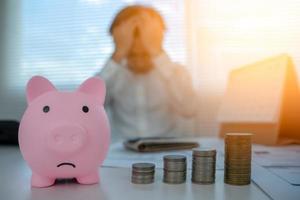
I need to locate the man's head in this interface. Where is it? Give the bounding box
[110,5,166,74]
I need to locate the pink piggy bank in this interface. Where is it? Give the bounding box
[18,76,110,187]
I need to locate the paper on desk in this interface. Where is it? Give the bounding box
[252,163,300,200]
[249,144,300,187]
[252,145,300,167]
[103,142,224,170]
[268,167,300,186]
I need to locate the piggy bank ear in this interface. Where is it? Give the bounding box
[77,77,106,105]
[26,76,56,104]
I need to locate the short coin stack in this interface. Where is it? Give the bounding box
[163,155,187,184]
[191,148,216,184]
[131,163,155,184]
[224,133,252,185]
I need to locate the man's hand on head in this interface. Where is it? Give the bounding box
[112,18,138,63]
[138,12,164,57]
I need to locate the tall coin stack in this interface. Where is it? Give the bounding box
[224,133,252,185]
[131,163,155,184]
[191,148,216,184]
[163,155,187,184]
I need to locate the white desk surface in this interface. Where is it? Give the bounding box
[0,146,270,200]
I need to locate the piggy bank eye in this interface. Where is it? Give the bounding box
[43,106,50,113]
[82,106,89,113]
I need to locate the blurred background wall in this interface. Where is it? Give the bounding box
[0,0,23,120]
[1,0,300,136]
[187,0,300,136]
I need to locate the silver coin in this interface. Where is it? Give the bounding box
[193,163,216,166]
[192,165,216,171]
[163,180,186,184]
[131,178,154,184]
[131,173,155,177]
[164,174,186,179]
[192,161,216,166]
[164,176,187,180]
[192,177,215,182]
[132,171,155,175]
[193,155,217,159]
[192,170,215,175]
[192,159,216,165]
[164,170,186,174]
[163,177,186,184]
[164,162,187,171]
[132,163,155,171]
[164,160,187,165]
[192,175,215,179]
[192,172,215,177]
[164,155,187,162]
[164,172,187,177]
[193,157,216,161]
[163,176,187,180]
[164,166,187,172]
[192,180,215,185]
[164,174,187,178]
[192,177,215,181]
[193,148,217,157]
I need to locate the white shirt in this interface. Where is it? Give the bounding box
[96,53,198,138]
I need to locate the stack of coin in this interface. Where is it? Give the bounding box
[163,155,187,184]
[191,148,216,184]
[131,163,155,184]
[224,133,252,186]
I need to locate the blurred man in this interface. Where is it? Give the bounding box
[96,5,198,138]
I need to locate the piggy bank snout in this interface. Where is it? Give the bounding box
[47,125,87,154]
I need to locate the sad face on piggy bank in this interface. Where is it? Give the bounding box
[18,76,110,187]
